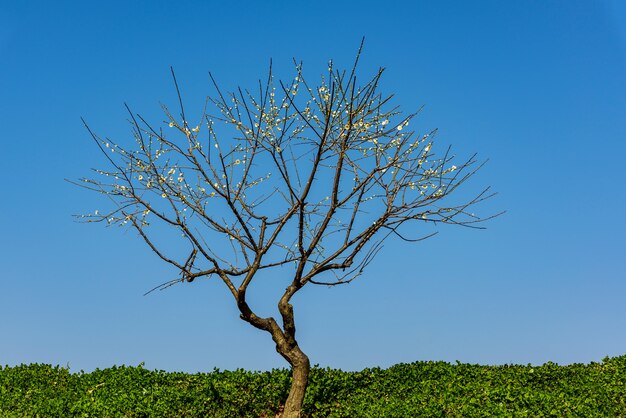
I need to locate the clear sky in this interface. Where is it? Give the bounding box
[1,1,625,373]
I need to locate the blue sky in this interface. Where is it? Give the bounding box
[1,1,625,373]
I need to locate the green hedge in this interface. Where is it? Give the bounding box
[1,356,624,417]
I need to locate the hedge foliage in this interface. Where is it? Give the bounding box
[1,356,624,417]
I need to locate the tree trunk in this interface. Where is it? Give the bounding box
[280,346,310,418]
[236,288,311,416]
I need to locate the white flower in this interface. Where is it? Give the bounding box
[161,193,167,198]
[397,125,403,131]
[381,119,389,126]
[168,122,174,128]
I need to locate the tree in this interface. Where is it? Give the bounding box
[77,45,496,417]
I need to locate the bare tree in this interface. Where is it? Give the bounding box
[76,45,496,417]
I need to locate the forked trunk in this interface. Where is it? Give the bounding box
[280,346,310,418]
[236,292,311,417]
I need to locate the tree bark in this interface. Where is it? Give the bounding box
[236,294,310,417]
[280,345,310,418]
